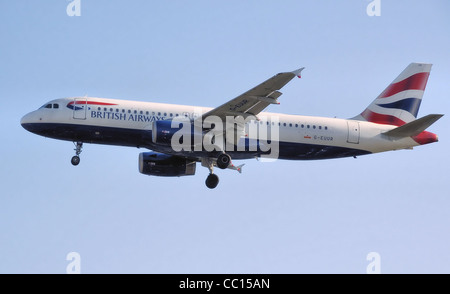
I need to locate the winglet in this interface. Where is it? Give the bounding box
[292,67,305,78]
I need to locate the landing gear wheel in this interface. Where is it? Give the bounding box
[71,155,80,166]
[71,142,83,166]
[216,153,231,169]
[205,173,219,189]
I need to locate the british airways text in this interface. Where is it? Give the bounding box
[90,110,165,122]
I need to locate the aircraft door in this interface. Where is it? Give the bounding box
[73,98,87,120]
[347,120,360,144]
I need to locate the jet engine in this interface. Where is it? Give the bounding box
[138,152,196,177]
[151,119,196,146]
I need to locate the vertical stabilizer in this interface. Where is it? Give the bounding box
[353,63,432,126]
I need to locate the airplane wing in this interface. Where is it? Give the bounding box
[201,67,304,121]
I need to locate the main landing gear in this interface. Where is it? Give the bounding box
[203,157,220,189]
[205,173,219,189]
[71,142,83,166]
[203,153,243,189]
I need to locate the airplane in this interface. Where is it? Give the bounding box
[21,63,443,189]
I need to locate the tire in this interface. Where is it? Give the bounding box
[216,153,231,169]
[205,174,219,189]
[71,156,80,166]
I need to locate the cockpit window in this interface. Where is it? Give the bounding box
[40,103,59,109]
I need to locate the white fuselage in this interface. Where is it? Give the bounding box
[21,97,421,161]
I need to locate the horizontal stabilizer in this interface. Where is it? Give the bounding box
[382,114,443,138]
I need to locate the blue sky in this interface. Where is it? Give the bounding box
[1,0,449,273]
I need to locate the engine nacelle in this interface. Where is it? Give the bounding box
[138,152,196,177]
[152,120,194,146]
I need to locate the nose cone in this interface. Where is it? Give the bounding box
[21,113,29,124]
[21,113,31,130]
[21,111,39,133]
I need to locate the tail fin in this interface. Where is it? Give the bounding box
[353,63,432,126]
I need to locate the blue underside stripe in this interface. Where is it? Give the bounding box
[22,123,372,160]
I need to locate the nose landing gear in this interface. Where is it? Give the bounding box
[71,142,83,166]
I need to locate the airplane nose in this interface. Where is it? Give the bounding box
[20,114,27,126]
[21,114,30,131]
[21,112,38,132]
[21,112,31,124]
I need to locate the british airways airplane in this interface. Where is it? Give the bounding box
[21,63,442,189]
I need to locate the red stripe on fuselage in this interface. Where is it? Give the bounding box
[379,72,429,98]
[68,101,118,106]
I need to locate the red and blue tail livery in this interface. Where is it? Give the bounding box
[356,63,432,126]
[21,63,443,189]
